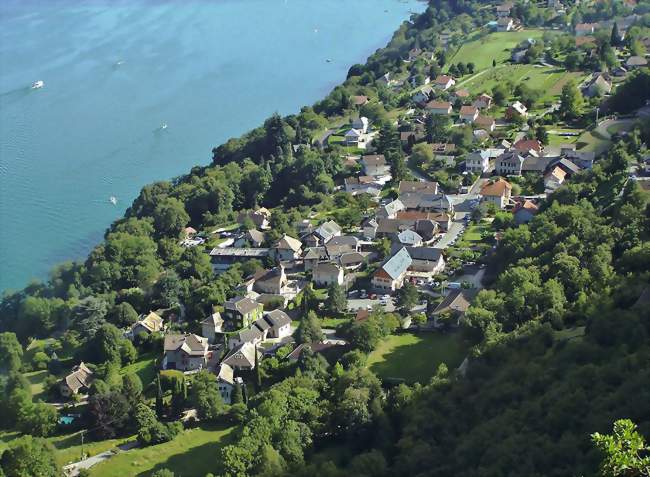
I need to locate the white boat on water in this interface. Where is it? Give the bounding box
[109,196,117,205]
[161,123,168,130]
[31,80,44,89]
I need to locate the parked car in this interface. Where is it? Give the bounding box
[360,289,368,298]
[370,293,377,299]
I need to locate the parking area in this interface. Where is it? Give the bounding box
[347,294,396,312]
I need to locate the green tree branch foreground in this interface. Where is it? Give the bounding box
[592,419,650,477]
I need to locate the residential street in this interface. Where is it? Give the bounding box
[63,441,139,476]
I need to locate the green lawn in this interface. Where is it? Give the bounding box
[554,326,586,342]
[367,332,469,384]
[89,424,235,477]
[120,351,158,388]
[24,369,50,400]
[447,29,545,71]
[50,432,134,468]
[0,430,21,454]
[577,130,611,154]
[321,317,349,329]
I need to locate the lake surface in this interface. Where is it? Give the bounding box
[0,0,425,292]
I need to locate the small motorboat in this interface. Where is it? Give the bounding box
[31,80,44,89]
[161,123,168,130]
[326,59,332,63]
[109,196,117,205]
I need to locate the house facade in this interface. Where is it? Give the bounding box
[495,151,525,176]
[360,154,390,176]
[313,262,345,287]
[162,334,210,372]
[372,247,413,292]
[480,178,512,209]
[223,297,263,329]
[201,312,224,343]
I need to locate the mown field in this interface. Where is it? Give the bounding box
[367,332,468,383]
[89,425,235,477]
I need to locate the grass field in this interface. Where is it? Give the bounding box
[461,64,582,101]
[447,30,546,71]
[367,332,468,384]
[89,425,235,477]
[51,432,134,467]
[24,369,50,400]
[120,351,158,387]
[576,129,611,154]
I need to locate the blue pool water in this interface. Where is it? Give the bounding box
[0,0,425,291]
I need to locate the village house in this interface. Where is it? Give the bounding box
[480,178,512,209]
[497,17,514,32]
[352,116,369,134]
[432,289,476,328]
[626,55,648,69]
[313,220,342,244]
[228,327,264,350]
[426,100,453,115]
[237,208,270,229]
[432,75,456,90]
[431,143,457,155]
[273,234,302,261]
[505,101,528,120]
[214,363,239,404]
[263,309,292,339]
[313,262,345,287]
[459,105,479,123]
[252,266,288,295]
[473,93,493,109]
[399,180,439,196]
[495,150,525,176]
[344,176,382,196]
[465,150,491,174]
[223,296,263,329]
[234,229,265,248]
[222,341,259,371]
[344,128,362,147]
[496,2,512,17]
[210,247,271,272]
[372,247,413,292]
[544,166,567,192]
[514,138,544,156]
[360,154,390,177]
[397,229,423,247]
[128,311,164,339]
[562,149,595,169]
[377,198,406,219]
[451,89,470,102]
[513,199,539,225]
[362,217,379,239]
[201,312,224,343]
[400,130,426,145]
[412,86,434,105]
[404,246,446,275]
[584,74,612,97]
[397,210,452,231]
[162,334,211,372]
[303,246,328,272]
[377,72,393,86]
[475,115,496,132]
[59,362,94,398]
[339,251,371,270]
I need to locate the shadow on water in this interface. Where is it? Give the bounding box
[0,86,32,107]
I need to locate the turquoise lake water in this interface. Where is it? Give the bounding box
[0,0,424,292]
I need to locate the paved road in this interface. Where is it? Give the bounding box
[594,118,636,140]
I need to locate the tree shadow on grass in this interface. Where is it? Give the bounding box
[138,425,236,477]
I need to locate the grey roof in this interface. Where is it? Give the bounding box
[339,251,370,266]
[397,229,423,245]
[361,154,386,166]
[555,158,581,175]
[404,246,444,262]
[253,317,272,332]
[246,229,265,244]
[209,247,270,257]
[400,192,452,210]
[275,235,302,252]
[498,150,525,166]
[215,363,234,385]
[380,199,405,216]
[265,309,291,328]
[304,246,328,260]
[164,334,208,356]
[381,247,413,280]
[398,181,438,194]
[327,235,359,247]
[225,296,261,315]
[315,220,342,241]
[235,327,264,343]
[433,289,476,315]
[522,156,553,172]
[201,312,223,327]
[314,262,343,276]
[222,342,258,369]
